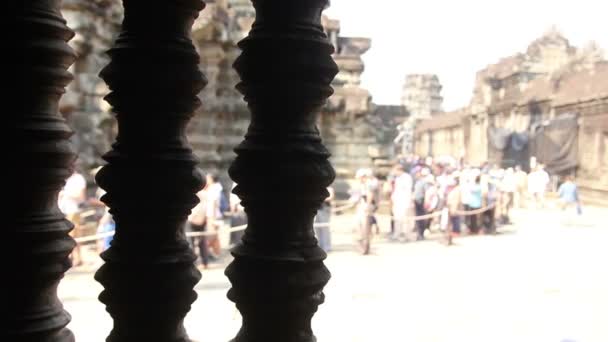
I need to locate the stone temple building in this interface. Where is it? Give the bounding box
[11,2,397,341]
[401,74,443,119]
[60,0,408,190]
[59,0,123,169]
[414,28,608,202]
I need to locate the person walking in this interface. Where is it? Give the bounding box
[314,186,334,252]
[413,168,431,240]
[445,173,462,244]
[467,175,483,234]
[500,167,516,224]
[482,173,498,234]
[352,169,376,254]
[205,173,223,258]
[558,175,582,223]
[58,168,87,266]
[514,165,527,208]
[229,182,247,247]
[528,165,550,209]
[390,165,413,242]
[188,182,210,269]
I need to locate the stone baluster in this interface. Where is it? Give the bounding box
[225,0,338,341]
[6,1,77,341]
[94,0,207,341]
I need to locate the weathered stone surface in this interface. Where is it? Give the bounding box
[401,74,443,119]
[8,1,77,341]
[415,28,608,200]
[62,1,404,188]
[93,1,206,341]
[60,0,122,172]
[225,1,337,341]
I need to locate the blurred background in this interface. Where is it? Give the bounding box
[58,1,608,341]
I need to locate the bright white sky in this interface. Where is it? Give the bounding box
[325,0,608,111]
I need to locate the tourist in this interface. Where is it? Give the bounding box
[558,175,582,220]
[467,175,483,234]
[500,167,516,224]
[460,168,473,231]
[188,181,210,269]
[93,187,114,254]
[96,208,114,253]
[446,173,462,239]
[314,186,334,252]
[514,165,528,208]
[423,174,439,232]
[368,172,382,234]
[58,167,87,266]
[204,174,224,259]
[229,182,247,247]
[390,164,413,242]
[352,168,376,254]
[86,167,115,254]
[482,172,498,234]
[436,165,452,232]
[413,168,431,240]
[528,165,550,209]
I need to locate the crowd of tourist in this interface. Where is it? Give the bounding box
[345,155,582,254]
[58,154,582,266]
[57,167,247,270]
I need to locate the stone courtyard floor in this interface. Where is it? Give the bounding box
[60,204,608,342]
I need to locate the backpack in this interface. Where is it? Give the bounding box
[219,191,230,215]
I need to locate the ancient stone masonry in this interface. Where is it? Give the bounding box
[188,0,253,185]
[61,1,402,189]
[60,0,123,171]
[8,1,77,340]
[190,4,395,186]
[401,74,443,119]
[320,18,405,183]
[94,0,206,341]
[225,1,337,341]
[416,28,608,202]
[320,27,373,179]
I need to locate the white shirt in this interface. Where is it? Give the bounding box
[58,172,86,215]
[188,189,207,226]
[501,172,517,193]
[528,170,550,194]
[391,173,413,220]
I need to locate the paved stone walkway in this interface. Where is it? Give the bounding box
[59,205,608,342]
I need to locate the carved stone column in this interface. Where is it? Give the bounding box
[225,0,338,341]
[94,0,207,341]
[6,1,77,341]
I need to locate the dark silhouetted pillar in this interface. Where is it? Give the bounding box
[226,0,338,341]
[6,0,77,341]
[94,0,207,341]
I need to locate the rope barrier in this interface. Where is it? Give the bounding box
[331,202,357,213]
[375,203,496,222]
[72,203,496,244]
[74,222,334,243]
[185,224,247,238]
[452,203,496,216]
[74,231,115,243]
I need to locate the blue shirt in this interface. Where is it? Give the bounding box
[558,182,578,203]
[468,184,483,209]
